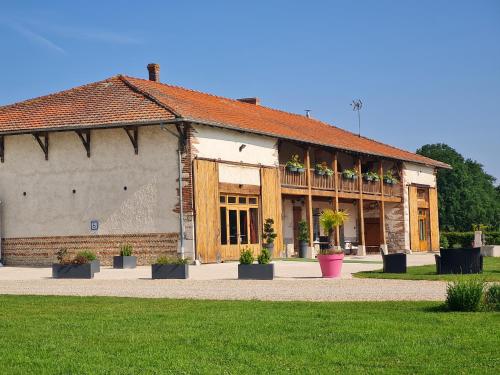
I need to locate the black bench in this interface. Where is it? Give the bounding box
[380,250,407,273]
[435,248,483,275]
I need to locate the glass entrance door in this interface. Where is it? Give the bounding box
[418,208,430,251]
[219,194,260,260]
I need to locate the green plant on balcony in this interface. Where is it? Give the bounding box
[383,170,399,184]
[363,171,380,182]
[285,154,305,173]
[342,168,358,180]
[315,162,333,176]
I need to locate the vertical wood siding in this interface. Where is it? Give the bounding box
[429,187,440,251]
[194,159,220,263]
[409,185,420,251]
[260,167,283,254]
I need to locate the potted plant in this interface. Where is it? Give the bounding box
[315,162,326,175]
[78,250,100,273]
[383,171,399,184]
[317,209,349,278]
[363,171,380,182]
[152,255,190,279]
[297,220,309,258]
[52,248,94,279]
[113,243,137,269]
[342,168,358,180]
[286,154,304,173]
[262,218,277,257]
[238,247,274,280]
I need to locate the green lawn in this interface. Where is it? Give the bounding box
[354,256,500,281]
[0,296,499,374]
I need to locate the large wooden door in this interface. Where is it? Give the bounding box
[418,209,430,251]
[409,186,420,251]
[364,218,380,253]
[194,159,220,263]
[429,187,440,251]
[292,207,302,254]
[261,168,283,254]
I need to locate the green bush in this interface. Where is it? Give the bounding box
[440,235,449,249]
[77,250,97,261]
[484,284,500,311]
[155,256,189,265]
[120,244,133,256]
[72,255,89,265]
[445,278,485,312]
[257,248,271,265]
[297,220,309,242]
[485,232,500,245]
[239,248,254,265]
[440,231,500,248]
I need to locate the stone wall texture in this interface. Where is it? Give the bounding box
[385,202,406,252]
[1,233,179,266]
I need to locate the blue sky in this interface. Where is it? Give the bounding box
[1,1,499,180]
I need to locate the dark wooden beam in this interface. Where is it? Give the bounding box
[124,127,138,154]
[0,135,4,163]
[75,130,91,157]
[33,132,49,160]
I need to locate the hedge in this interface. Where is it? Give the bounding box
[440,231,500,248]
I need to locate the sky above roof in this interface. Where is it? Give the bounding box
[0,0,499,179]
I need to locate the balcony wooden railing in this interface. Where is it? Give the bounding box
[279,165,402,198]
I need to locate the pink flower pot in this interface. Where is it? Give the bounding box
[318,253,344,278]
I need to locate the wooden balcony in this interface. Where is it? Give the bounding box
[279,165,402,200]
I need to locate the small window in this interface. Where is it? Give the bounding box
[220,195,226,204]
[238,197,247,204]
[228,196,237,204]
[249,197,257,205]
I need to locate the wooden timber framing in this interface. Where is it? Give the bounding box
[33,132,49,160]
[304,147,314,245]
[219,182,260,195]
[0,135,4,163]
[124,126,139,154]
[260,167,283,253]
[75,130,91,157]
[333,151,340,246]
[408,185,419,251]
[429,187,440,251]
[193,159,220,263]
[357,158,365,247]
[378,160,387,245]
[280,186,401,203]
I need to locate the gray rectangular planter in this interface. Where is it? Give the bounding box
[151,264,189,279]
[113,256,137,269]
[52,263,94,279]
[238,264,274,280]
[91,259,100,273]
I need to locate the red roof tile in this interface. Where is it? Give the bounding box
[0,74,449,168]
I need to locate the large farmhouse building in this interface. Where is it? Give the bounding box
[0,64,450,265]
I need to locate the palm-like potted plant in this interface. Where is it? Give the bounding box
[262,218,277,257]
[317,209,349,278]
[297,220,309,258]
[113,243,137,269]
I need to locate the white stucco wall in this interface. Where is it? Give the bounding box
[218,164,261,185]
[0,126,181,239]
[193,124,278,167]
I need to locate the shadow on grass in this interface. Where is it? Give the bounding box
[420,304,448,313]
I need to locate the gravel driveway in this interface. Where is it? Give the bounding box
[0,255,446,301]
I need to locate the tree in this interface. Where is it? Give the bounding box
[417,143,500,231]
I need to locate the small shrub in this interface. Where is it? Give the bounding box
[484,284,500,311]
[120,244,133,256]
[156,256,189,265]
[72,255,89,265]
[56,248,68,264]
[297,220,309,242]
[257,248,271,265]
[77,250,97,262]
[440,235,449,249]
[445,278,485,312]
[239,248,254,265]
[262,218,277,246]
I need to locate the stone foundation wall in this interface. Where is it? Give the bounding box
[1,233,179,266]
[385,202,406,252]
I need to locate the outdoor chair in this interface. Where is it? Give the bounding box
[435,248,483,275]
[380,250,407,273]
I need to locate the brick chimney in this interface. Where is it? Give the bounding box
[147,63,160,82]
[237,97,260,105]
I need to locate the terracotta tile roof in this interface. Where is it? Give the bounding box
[0,76,174,133]
[0,74,449,168]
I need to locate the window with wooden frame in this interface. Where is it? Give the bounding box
[219,194,260,246]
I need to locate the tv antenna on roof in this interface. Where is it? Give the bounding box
[351,99,363,137]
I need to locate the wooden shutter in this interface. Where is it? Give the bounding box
[408,185,419,251]
[429,187,440,251]
[194,159,220,263]
[260,167,283,254]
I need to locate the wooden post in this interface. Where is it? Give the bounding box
[305,147,314,246]
[379,161,387,251]
[357,158,365,253]
[333,151,340,247]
